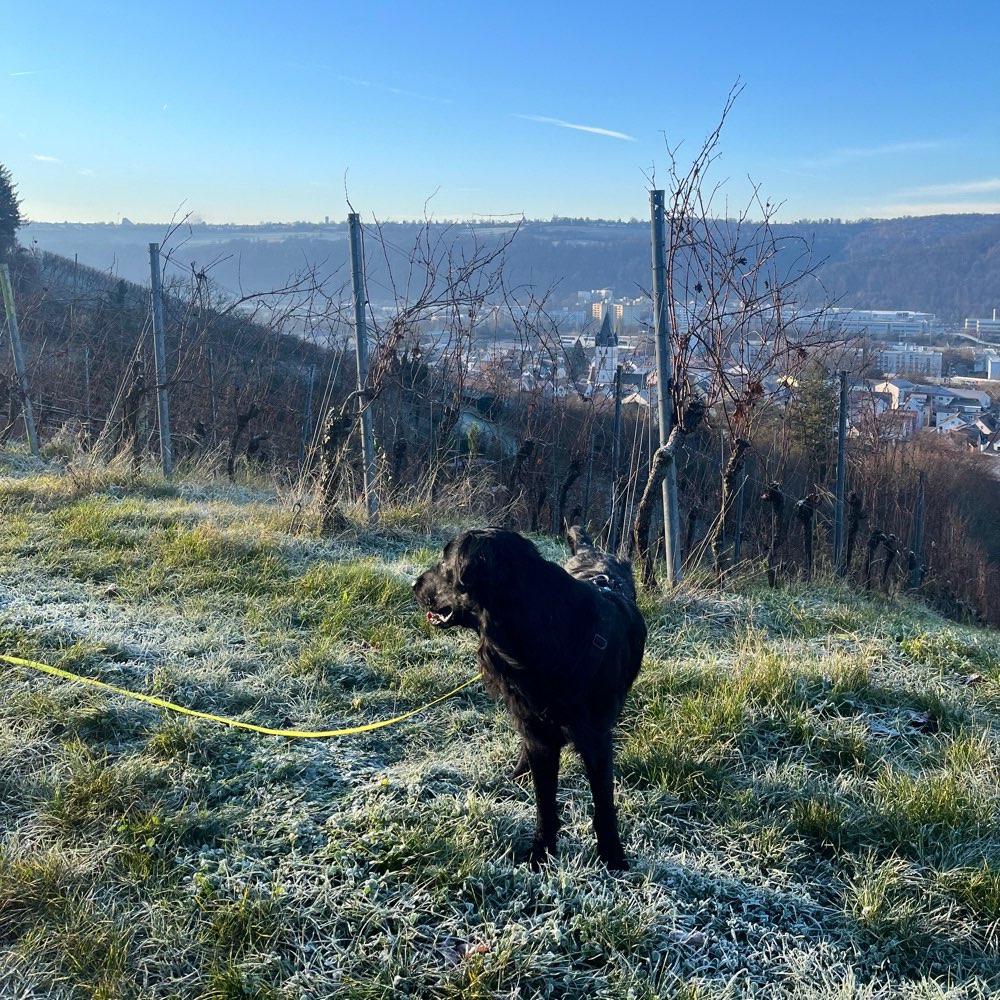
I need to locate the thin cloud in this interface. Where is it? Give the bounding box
[869,200,1000,217]
[515,114,637,142]
[9,70,39,77]
[332,73,452,105]
[901,177,1000,197]
[796,140,944,170]
[32,154,59,163]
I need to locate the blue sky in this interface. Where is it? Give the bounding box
[4,0,999,225]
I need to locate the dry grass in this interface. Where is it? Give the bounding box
[1,451,999,998]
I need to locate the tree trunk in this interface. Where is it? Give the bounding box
[632,425,684,588]
[795,492,821,581]
[864,529,886,591]
[227,405,260,482]
[318,403,356,532]
[761,482,786,588]
[842,491,866,578]
[556,457,583,533]
[880,533,899,592]
[709,437,749,584]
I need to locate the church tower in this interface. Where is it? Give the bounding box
[590,309,619,388]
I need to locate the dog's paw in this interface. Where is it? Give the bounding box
[508,759,532,782]
[507,742,532,781]
[603,855,630,874]
[527,842,553,871]
[598,844,629,872]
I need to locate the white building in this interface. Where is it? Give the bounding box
[875,344,943,377]
[872,379,990,430]
[612,298,651,332]
[818,308,938,339]
[963,314,1000,338]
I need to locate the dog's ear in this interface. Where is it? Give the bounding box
[452,532,511,597]
[453,548,492,595]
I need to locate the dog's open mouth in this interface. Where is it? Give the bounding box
[425,607,454,626]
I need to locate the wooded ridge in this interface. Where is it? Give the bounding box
[23,214,1000,325]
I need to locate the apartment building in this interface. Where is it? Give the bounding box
[875,344,943,377]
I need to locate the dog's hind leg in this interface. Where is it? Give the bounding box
[525,741,561,868]
[509,740,531,780]
[574,730,628,871]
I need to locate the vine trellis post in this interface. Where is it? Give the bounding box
[650,190,681,585]
[0,263,39,457]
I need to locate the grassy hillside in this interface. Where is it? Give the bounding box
[1,452,999,999]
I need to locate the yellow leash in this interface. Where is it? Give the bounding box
[0,652,478,739]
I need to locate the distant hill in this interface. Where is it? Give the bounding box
[4,248,342,471]
[22,214,1000,325]
[7,239,1000,628]
[796,215,1000,323]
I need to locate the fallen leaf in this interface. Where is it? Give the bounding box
[867,710,939,737]
[901,709,938,733]
[867,718,900,738]
[667,929,707,948]
[435,935,463,966]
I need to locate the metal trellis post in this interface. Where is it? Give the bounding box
[148,243,173,478]
[0,263,40,457]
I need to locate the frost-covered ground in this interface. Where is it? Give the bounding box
[1,464,999,998]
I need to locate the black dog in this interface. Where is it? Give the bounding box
[507,524,638,781]
[413,527,646,870]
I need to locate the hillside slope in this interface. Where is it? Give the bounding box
[4,250,345,473]
[1,458,999,998]
[24,214,1000,324]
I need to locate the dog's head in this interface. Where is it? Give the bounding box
[413,528,541,629]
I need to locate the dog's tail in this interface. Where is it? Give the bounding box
[566,524,597,557]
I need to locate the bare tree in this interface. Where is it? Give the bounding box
[638,84,837,583]
[305,211,520,518]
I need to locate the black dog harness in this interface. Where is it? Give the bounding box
[580,572,614,592]
[582,575,614,650]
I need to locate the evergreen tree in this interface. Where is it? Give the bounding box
[787,360,839,485]
[0,163,23,260]
[564,338,589,383]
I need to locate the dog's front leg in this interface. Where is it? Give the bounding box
[525,741,560,868]
[575,730,628,871]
